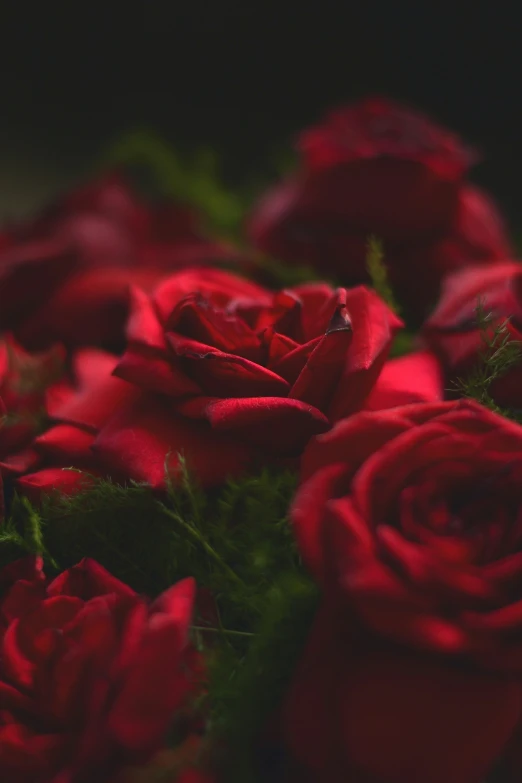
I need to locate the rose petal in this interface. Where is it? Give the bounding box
[47,558,136,600]
[16,467,99,504]
[424,263,521,331]
[328,286,403,421]
[107,578,196,753]
[350,423,479,524]
[153,268,271,323]
[291,464,350,583]
[48,365,141,433]
[93,393,254,489]
[33,425,97,466]
[0,556,45,596]
[166,292,262,359]
[125,285,168,352]
[16,267,166,352]
[178,396,330,455]
[0,447,41,477]
[364,351,444,410]
[300,406,421,483]
[113,344,201,397]
[166,333,290,398]
[268,335,319,383]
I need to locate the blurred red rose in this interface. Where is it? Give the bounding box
[248,98,511,322]
[422,262,522,409]
[0,347,143,503]
[87,267,404,489]
[0,173,239,352]
[285,400,522,783]
[0,336,65,461]
[0,557,202,783]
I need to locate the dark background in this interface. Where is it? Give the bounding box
[2,3,521,223]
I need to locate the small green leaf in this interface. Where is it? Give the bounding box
[100,129,245,237]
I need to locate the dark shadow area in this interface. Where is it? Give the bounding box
[1,3,521,221]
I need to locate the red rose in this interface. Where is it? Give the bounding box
[0,173,238,352]
[15,172,235,273]
[248,97,511,321]
[422,262,522,409]
[284,400,522,783]
[87,268,402,489]
[0,557,201,783]
[0,347,141,503]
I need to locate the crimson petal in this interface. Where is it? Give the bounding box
[113,344,201,397]
[93,393,254,489]
[166,292,262,359]
[181,396,330,454]
[166,333,289,397]
[364,350,444,410]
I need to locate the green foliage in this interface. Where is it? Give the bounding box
[211,572,318,783]
[0,496,57,570]
[452,298,522,421]
[0,515,29,569]
[365,236,402,316]
[101,129,246,237]
[389,331,416,358]
[2,460,318,778]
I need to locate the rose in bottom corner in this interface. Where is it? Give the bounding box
[0,557,204,783]
[283,400,522,783]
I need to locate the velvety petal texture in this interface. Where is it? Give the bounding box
[0,558,202,782]
[1,268,400,496]
[99,268,402,483]
[286,399,522,782]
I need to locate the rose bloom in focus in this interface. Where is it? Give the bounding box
[87,267,412,489]
[0,172,239,353]
[284,399,522,783]
[1,267,446,499]
[248,97,512,322]
[0,557,203,783]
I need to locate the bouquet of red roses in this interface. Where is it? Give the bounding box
[1,97,521,783]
